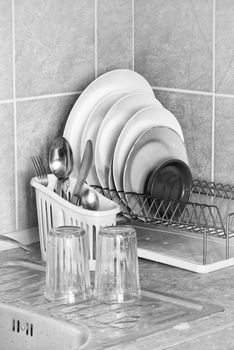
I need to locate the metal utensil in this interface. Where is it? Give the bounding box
[80,188,99,211]
[71,139,93,205]
[0,234,31,254]
[49,136,74,198]
[31,155,48,187]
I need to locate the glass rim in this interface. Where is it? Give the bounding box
[98,225,136,238]
[48,226,86,238]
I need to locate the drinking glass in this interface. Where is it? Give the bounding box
[94,225,141,303]
[45,226,91,304]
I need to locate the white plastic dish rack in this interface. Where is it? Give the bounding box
[30,175,120,271]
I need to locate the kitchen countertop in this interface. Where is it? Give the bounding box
[1,239,234,349]
[132,259,234,350]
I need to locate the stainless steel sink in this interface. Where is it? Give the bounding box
[0,259,224,350]
[0,301,90,350]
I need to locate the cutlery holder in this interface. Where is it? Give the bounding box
[31,175,120,271]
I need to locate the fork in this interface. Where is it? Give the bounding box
[31,155,49,187]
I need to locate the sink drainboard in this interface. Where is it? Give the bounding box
[0,260,224,350]
[0,301,90,350]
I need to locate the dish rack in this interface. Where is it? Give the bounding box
[31,174,234,273]
[92,179,234,273]
[30,175,120,271]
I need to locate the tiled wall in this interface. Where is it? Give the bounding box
[135,0,234,186]
[1,0,234,236]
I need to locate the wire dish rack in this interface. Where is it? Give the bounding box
[92,179,234,273]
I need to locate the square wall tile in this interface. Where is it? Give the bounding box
[0,0,13,100]
[16,94,78,230]
[214,97,234,184]
[97,0,133,76]
[135,0,213,91]
[0,103,15,233]
[154,90,213,180]
[216,0,234,94]
[15,0,95,98]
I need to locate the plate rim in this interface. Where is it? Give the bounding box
[95,91,162,188]
[63,69,154,177]
[123,125,188,196]
[112,105,184,194]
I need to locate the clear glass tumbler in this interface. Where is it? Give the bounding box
[45,226,91,304]
[94,225,141,303]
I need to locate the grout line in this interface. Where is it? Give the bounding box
[0,86,233,107]
[152,86,213,96]
[12,0,18,231]
[0,98,14,104]
[132,0,135,71]
[94,0,98,79]
[212,92,234,98]
[211,0,216,182]
[152,85,234,99]
[0,91,81,105]
[14,91,81,102]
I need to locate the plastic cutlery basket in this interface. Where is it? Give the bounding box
[31,174,120,270]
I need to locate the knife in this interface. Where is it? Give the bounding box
[71,139,93,205]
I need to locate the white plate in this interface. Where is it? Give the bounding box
[108,160,116,191]
[113,106,184,193]
[63,69,154,177]
[123,126,188,196]
[108,160,130,213]
[80,90,128,185]
[95,92,161,188]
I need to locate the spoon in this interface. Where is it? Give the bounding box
[71,139,93,205]
[49,136,74,198]
[71,139,99,210]
[81,188,99,211]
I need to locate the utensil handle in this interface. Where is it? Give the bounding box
[56,178,62,197]
[61,177,69,200]
[71,140,93,205]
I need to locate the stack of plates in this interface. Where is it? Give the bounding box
[63,69,192,213]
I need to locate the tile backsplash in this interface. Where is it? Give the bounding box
[1,0,234,237]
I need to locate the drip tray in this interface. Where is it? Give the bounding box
[135,224,234,273]
[0,260,224,349]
